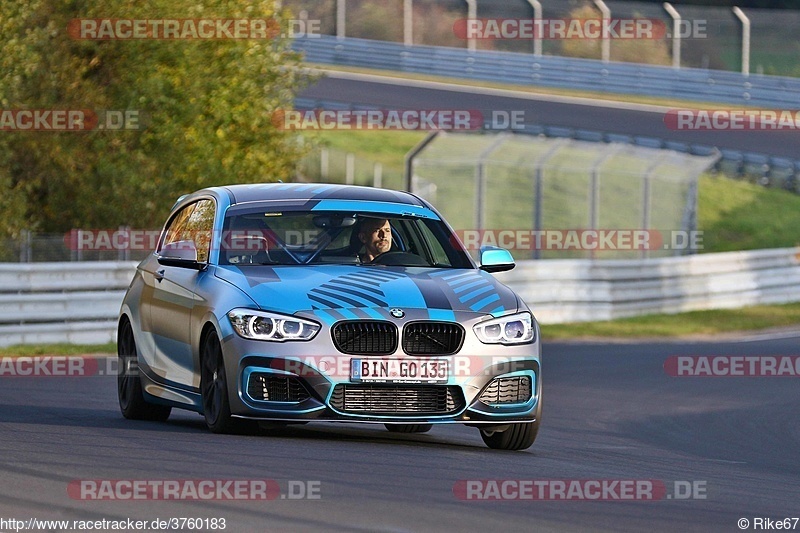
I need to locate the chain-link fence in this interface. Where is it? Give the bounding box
[283,0,800,76]
[296,146,405,190]
[0,230,152,263]
[0,136,718,262]
[406,131,719,259]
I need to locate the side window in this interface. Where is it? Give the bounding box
[185,200,215,262]
[159,199,216,262]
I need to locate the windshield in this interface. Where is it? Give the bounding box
[219,209,473,268]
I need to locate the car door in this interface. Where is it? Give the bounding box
[146,198,215,388]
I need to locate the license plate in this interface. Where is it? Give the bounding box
[350,358,448,384]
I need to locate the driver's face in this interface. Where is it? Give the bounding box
[359,219,392,259]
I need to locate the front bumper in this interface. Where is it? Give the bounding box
[223,335,541,425]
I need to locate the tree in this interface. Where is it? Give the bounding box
[0,0,309,236]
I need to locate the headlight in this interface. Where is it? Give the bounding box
[227,309,320,342]
[473,312,535,345]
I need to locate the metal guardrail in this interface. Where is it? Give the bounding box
[0,262,137,346]
[496,247,800,323]
[293,35,800,108]
[2,250,799,345]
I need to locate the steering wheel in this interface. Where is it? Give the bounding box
[368,251,430,267]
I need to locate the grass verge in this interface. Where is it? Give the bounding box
[0,343,116,357]
[540,303,800,340]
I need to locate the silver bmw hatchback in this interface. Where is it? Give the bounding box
[117,183,541,450]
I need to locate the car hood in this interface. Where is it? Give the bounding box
[214,264,519,324]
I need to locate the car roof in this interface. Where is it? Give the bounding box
[218,183,426,207]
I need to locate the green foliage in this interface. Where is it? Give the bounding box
[559,4,671,65]
[0,0,309,236]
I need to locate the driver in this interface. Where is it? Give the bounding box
[357,218,392,263]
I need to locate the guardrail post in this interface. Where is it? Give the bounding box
[732,7,750,76]
[594,0,611,63]
[526,0,542,57]
[663,3,681,69]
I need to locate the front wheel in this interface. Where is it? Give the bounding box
[479,422,539,451]
[200,331,234,433]
[384,424,433,434]
[117,319,171,422]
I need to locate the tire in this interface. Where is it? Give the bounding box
[385,424,433,434]
[200,330,235,433]
[479,422,539,451]
[117,319,171,422]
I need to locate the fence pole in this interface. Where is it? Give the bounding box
[588,145,624,258]
[345,153,355,185]
[373,162,383,188]
[641,153,669,259]
[732,7,750,76]
[20,229,31,262]
[532,139,568,259]
[663,3,681,69]
[337,0,346,40]
[321,148,329,180]
[465,0,477,53]
[475,134,509,231]
[594,0,611,63]
[526,0,542,57]
[404,0,413,47]
[404,131,439,191]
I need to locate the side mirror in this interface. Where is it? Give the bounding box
[157,240,206,270]
[479,246,515,273]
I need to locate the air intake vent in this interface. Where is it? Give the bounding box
[329,384,464,414]
[332,321,398,355]
[403,322,464,355]
[479,376,532,405]
[247,373,310,403]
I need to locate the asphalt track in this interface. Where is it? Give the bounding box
[2,336,799,532]
[298,73,800,159]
